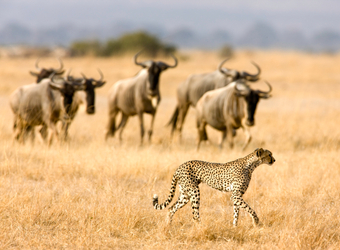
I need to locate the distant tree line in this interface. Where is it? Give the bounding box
[2,21,340,53]
[70,31,176,57]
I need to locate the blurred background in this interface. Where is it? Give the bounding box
[0,0,339,57]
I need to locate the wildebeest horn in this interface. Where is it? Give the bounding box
[55,57,64,73]
[134,50,147,68]
[164,53,178,68]
[242,61,261,81]
[64,69,72,82]
[35,57,64,72]
[218,58,230,73]
[96,68,104,82]
[29,71,39,76]
[73,72,86,85]
[79,72,87,85]
[218,58,239,78]
[92,69,106,87]
[81,70,104,85]
[35,58,42,71]
[257,81,272,97]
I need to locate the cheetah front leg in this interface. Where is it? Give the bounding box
[231,192,259,227]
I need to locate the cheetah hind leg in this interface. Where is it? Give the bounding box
[167,187,190,224]
[233,205,240,226]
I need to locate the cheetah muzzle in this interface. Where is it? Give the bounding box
[153,148,275,226]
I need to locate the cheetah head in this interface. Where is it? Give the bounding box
[255,148,276,165]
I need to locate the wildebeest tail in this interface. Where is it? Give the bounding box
[153,173,178,210]
[167,106,179,133]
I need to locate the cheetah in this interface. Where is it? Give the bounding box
[153,148,275,226]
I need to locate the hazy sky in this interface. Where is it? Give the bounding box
[0,0,339,35]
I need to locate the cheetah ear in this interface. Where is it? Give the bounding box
[256,148,264,157]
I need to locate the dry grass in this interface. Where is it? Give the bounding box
[1,50,340,249]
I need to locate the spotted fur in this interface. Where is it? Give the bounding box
[153,148,275,226]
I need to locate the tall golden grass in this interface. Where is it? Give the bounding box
[1,50,340,249]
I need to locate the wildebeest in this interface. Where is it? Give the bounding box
[168,58,261,139]
[106,51,178,144]
[29,58,65,83]
[196,80,272,151]
[59,69,106,140]
[9,75,86,145]
[28,69,106,141]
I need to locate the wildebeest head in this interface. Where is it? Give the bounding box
[49,74,86,116]
[219,58,261,82]
[30,58,65,83]
[134,51,178,108]
[80,69,106,114]
[65,69,106,114]
[235,80,272,126]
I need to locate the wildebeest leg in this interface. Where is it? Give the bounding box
[13,115,18,134]
[13,120,25,144]
[219,131,227,149]
[13,129,23,144]
[27,126,35,145]
[148,112,156,142]
[60,121,70,141]
[105,110,119,140]
[197,120,207,151]
[117,113,129,142]
[22,125,32,144]
[177,104,190,141]
[46,128,53,146]
[12,128,21,144]
[15,119,32,144]
[46,122,59,146]
[169,106,179,138]
[39,125,48,142]
[138,112,145,145]
[12,116,19,144]
[242,126,252,151]
[226,124,234,149]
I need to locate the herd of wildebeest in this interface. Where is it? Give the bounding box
[9,51,273,150]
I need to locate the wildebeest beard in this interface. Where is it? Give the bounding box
[83,82,95,114]
[63,94,74,116]
[244,91,260,126]
[147,65,161,96]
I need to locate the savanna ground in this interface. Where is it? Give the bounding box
[1,50,340,249]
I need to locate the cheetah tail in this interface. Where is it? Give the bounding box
[153,174,178,210]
